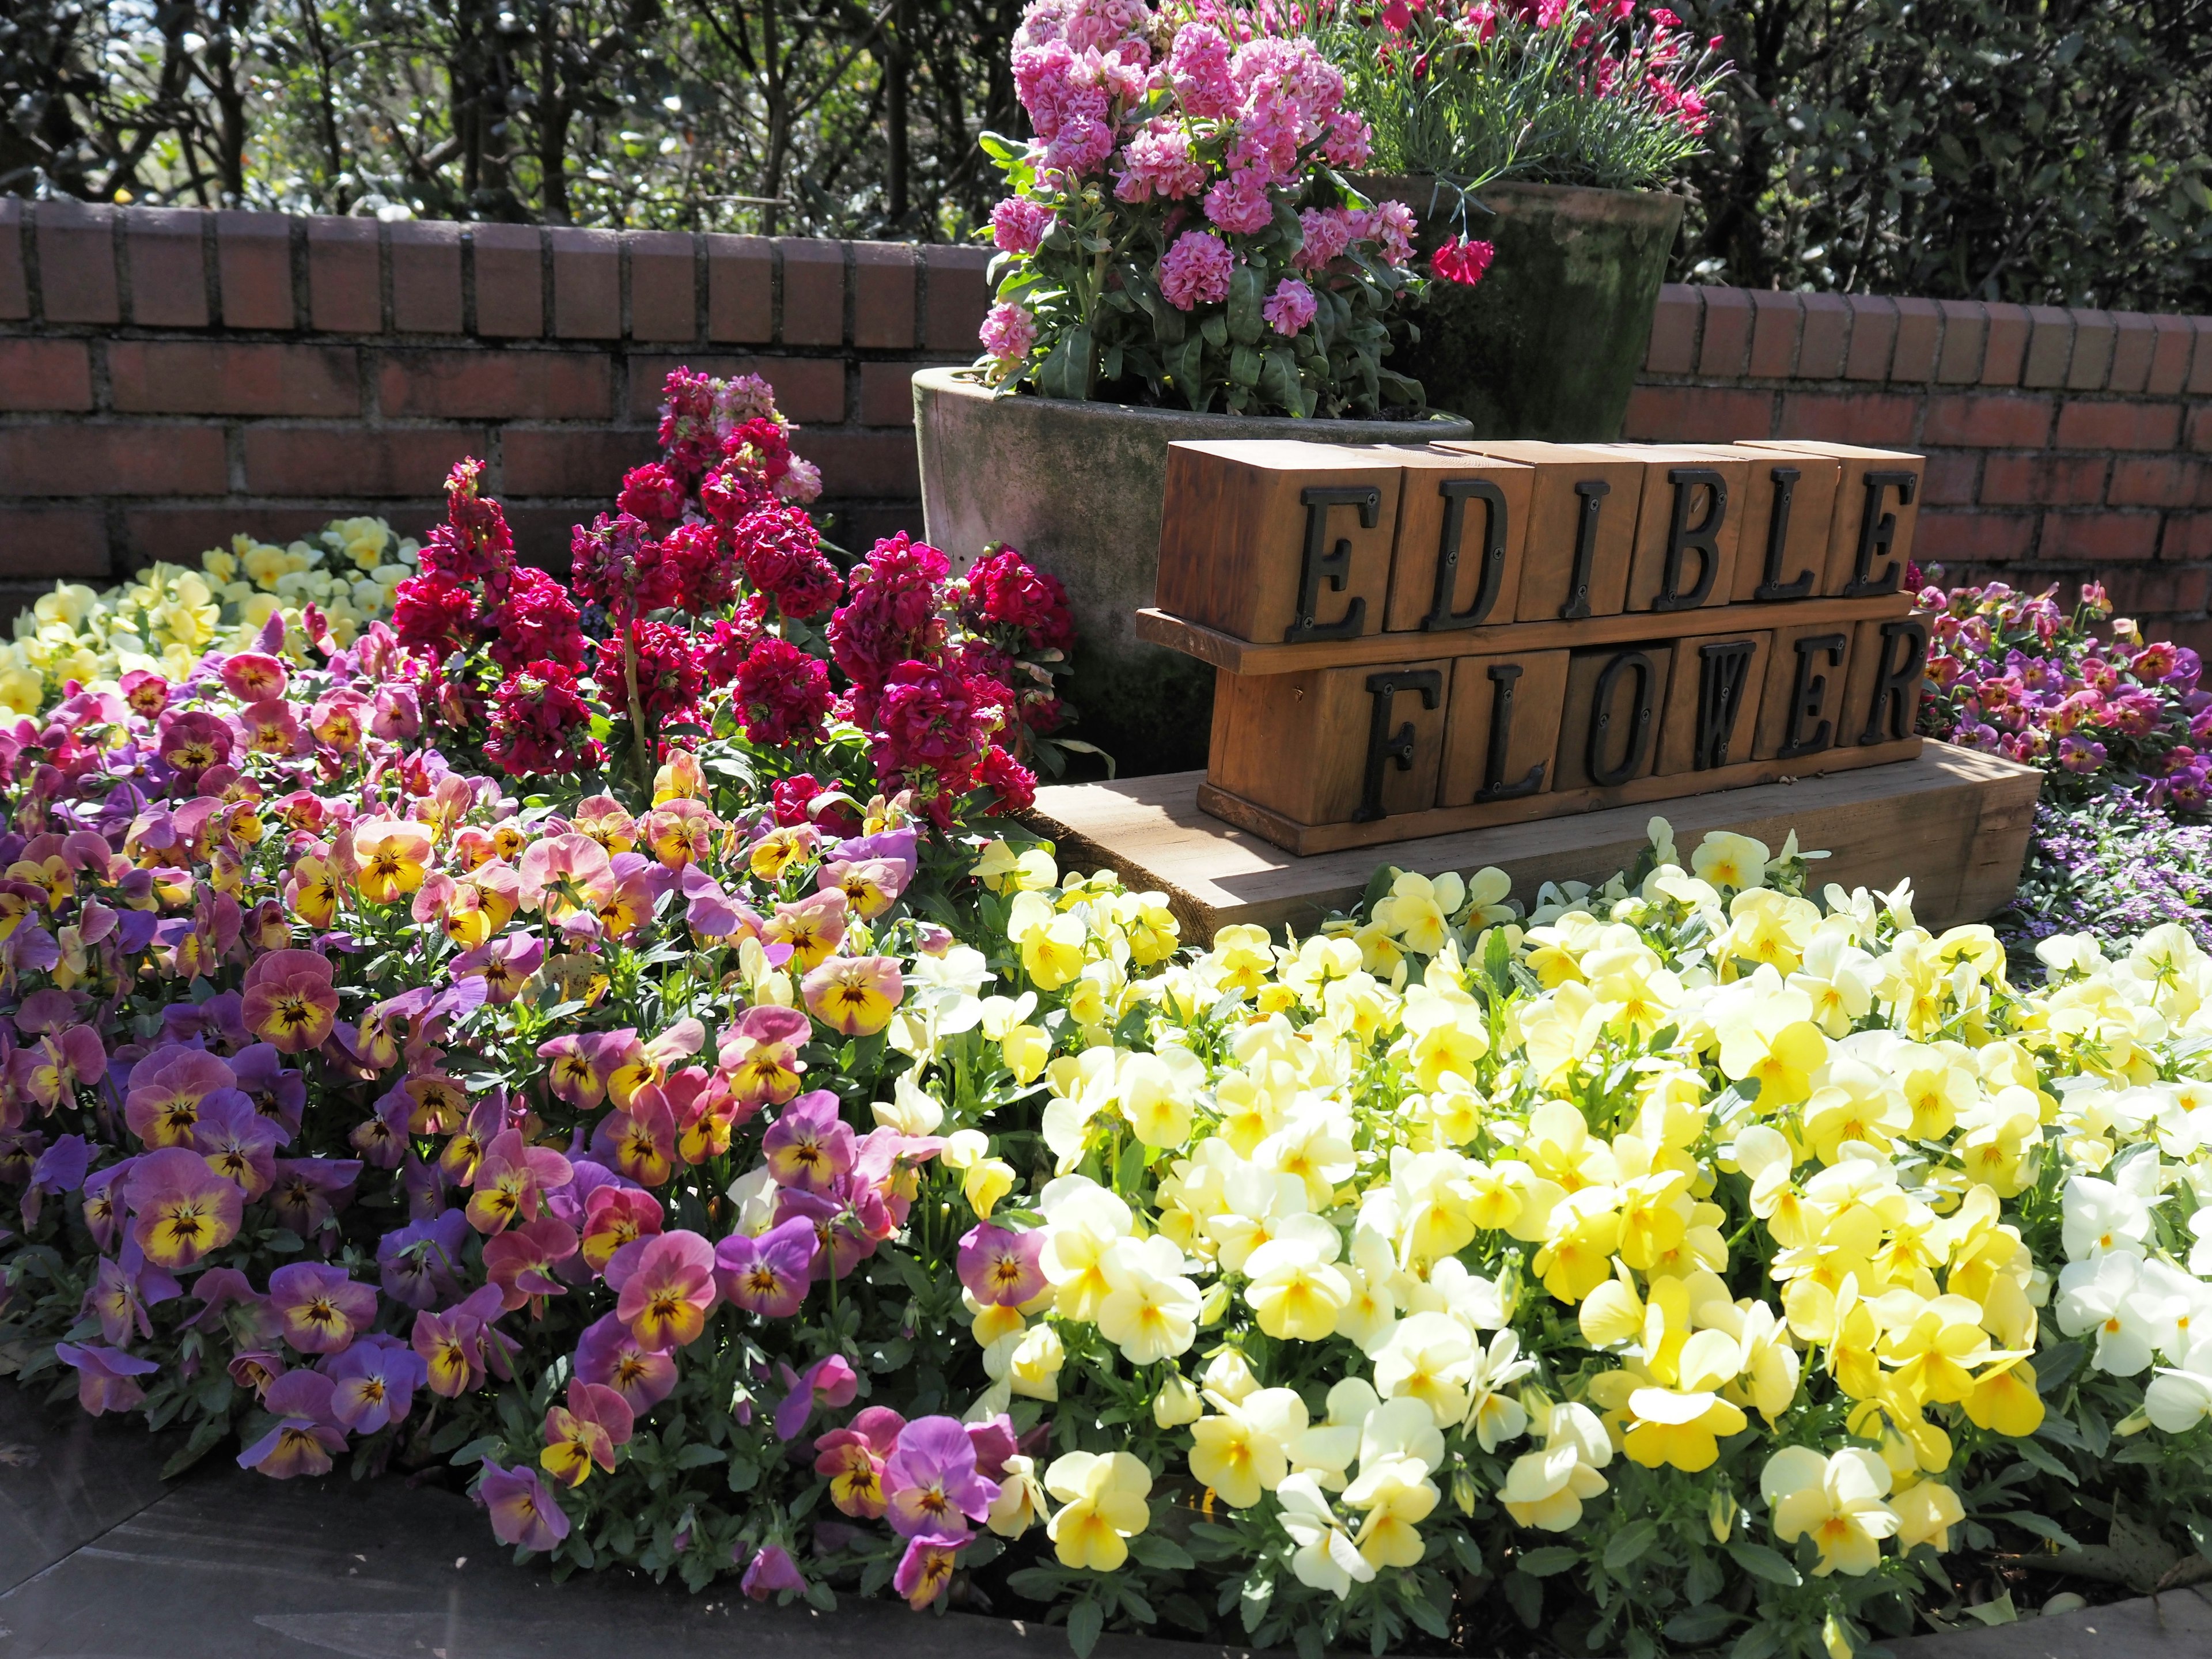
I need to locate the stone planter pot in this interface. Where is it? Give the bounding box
[913,366,1474,775]
[1368,176,1684,441]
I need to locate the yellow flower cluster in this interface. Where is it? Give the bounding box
[0,517,417,712]
[949,820,2212,1599]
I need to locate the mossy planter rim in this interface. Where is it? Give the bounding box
[914,363,1474,441]
[1358,172,1689,229]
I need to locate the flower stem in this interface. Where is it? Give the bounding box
[621,616,652,799]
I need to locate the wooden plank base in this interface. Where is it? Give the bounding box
[1198,737,1924,855]
[1025,741,2041,942]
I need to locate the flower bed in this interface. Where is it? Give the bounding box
[9,377,2212,1659]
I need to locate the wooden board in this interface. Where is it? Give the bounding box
[1025,741,2043,942]
[1135,592,1912,677]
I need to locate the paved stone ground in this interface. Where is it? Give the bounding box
[3,1382,2209,1659]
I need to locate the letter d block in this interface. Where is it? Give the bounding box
[1555,644,1675,791]
[1206,657,1450,825]
[1382,449,1534,633]
[1435,441,1646,622]
[1439,650,1569,807]
[1154,440,1402,642]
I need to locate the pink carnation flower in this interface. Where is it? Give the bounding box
[979,301,1037,364]
[1203,166,1278,236]
[991,196,1055,253]
[1262,278,1318,336]
[1158,230,1234,311]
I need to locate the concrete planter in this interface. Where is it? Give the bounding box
[912,367,1473,774]
[1368,177,1685,441]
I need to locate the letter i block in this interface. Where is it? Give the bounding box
[1154,440,1403,643]
[1753,622,1855,762]
[1206,658,1450,825]
[1584,445,1751,615]
[1841,614,1931,747]
[1381,449,1535,633]
[1655,630,1772,775]
[1719,446,1842,604]
[1736,440,1923,597]
[1554,644,1676,791]
[1439,650,1570,807]
[1435,441,1647,622]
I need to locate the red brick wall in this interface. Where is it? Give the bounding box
[6,201,2212,651]
[1628,285,2212,653]
[0,199,989,610]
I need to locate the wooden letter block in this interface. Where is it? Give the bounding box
[1438,441,1646,623]
[1722,446,1842,604]
[1738,440,1923,597]
[1555,643,1675,791]
[1753,622,1854,762]
[1656,628,1772,776]
[1842,614,1931,747]
[1206,657,1449,826]
[1381,448,1535,634]
[1438,649,1570,807]
[1155,440,1403,643]
[1593,445,1750,615]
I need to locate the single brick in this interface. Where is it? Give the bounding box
[1743,290,1802,379]
[123,506,338,569]
[34,200,119,324]
[501,429,664,496]
[623,354,843,425]
[0,340,94,411]
[1842,295,1897,381]
[1914,508,2035,565]
[2108,456,2205,509]
[1618,383,1772,442]
[800,427,920,499]
[2041,510,2160,561]
[2105,563,2212,616]
[707,234,774,342]
[2065,309,2116,391]
[0,509,108,580]
[1981,452,2108,507]
[1696,286,1752,378]
[1981,304,2031,385]
[242,427,486,496]
[1922,392,2055,448]
[1921,449,1980,507]
[109,341,359,416]
[216,211,294,329]
[859,360,962,426]
[853,243,918,351]
[2021,305,2074,387]
[2052,400,2183,451]
[626,231,696,342]
[1644,283,1700,374]
[126,209,210,328]
[472,224,544,338]
[2147,315,2195,397]
[2188,404,2212,454]
[778,240,846,346]
[923,244,993,354]
[308,217,382,332]
[2192,319,2212,396]
[390,221,464,334]
[2107,313,2157,395]
[1777,390,1918,446]
[0,198,26,320]
[377,349,611,419]
[2162,513,2212,563]
[1888,296,1941,382]
[0,423,227,495]
[1934,301,1985,384]
[550,227,620,339]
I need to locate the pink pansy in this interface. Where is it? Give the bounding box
[124,1145,244,1271]
[483,1216,580,1312]
[537,1031,616,1108]
[575,1310,679,1413]
[193,1092,281,1198]
[592,1088,678,1187]
[957,1221,1048,1307]
[893,1536,963,1611]
[123,1047,238,1149]
[883,1413,1000,1540]
[774,1351,859,1442]
[55,1342,158,1416]
[762,1090,856,1193]
[581,1185,664,1274]
[813,1405,906,1518]
[237,1370,347,1478]
[479,1461,571,1552]
[267,1262,378,1354]
[739,1541,806,1600]
[713,1215,820,1317]
[464,1129,572,1236]
[324,1334,427,1434]
[613,1229,719,1351]
[718,1004,812,1109]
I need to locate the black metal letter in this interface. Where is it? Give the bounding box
[1560,479,1610,620]
[1858,618,1930,744]
[1842,469,1917,597]
[1586,650,1657,787]
[1780,632,1847,759]
[1286,484,1379,643]
[1475,662,1544,802]
[1692,639,1758,770]
[1423,478,1509,631]
[1356,669,1442,822]
[1653,467,1728,611]
[1754,465,1816,601]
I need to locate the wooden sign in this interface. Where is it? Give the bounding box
[1142,437,1929,855]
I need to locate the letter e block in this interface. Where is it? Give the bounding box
[1737,440,1923,597]
[1753,623,1855,762]
[1841,615,1930,747]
